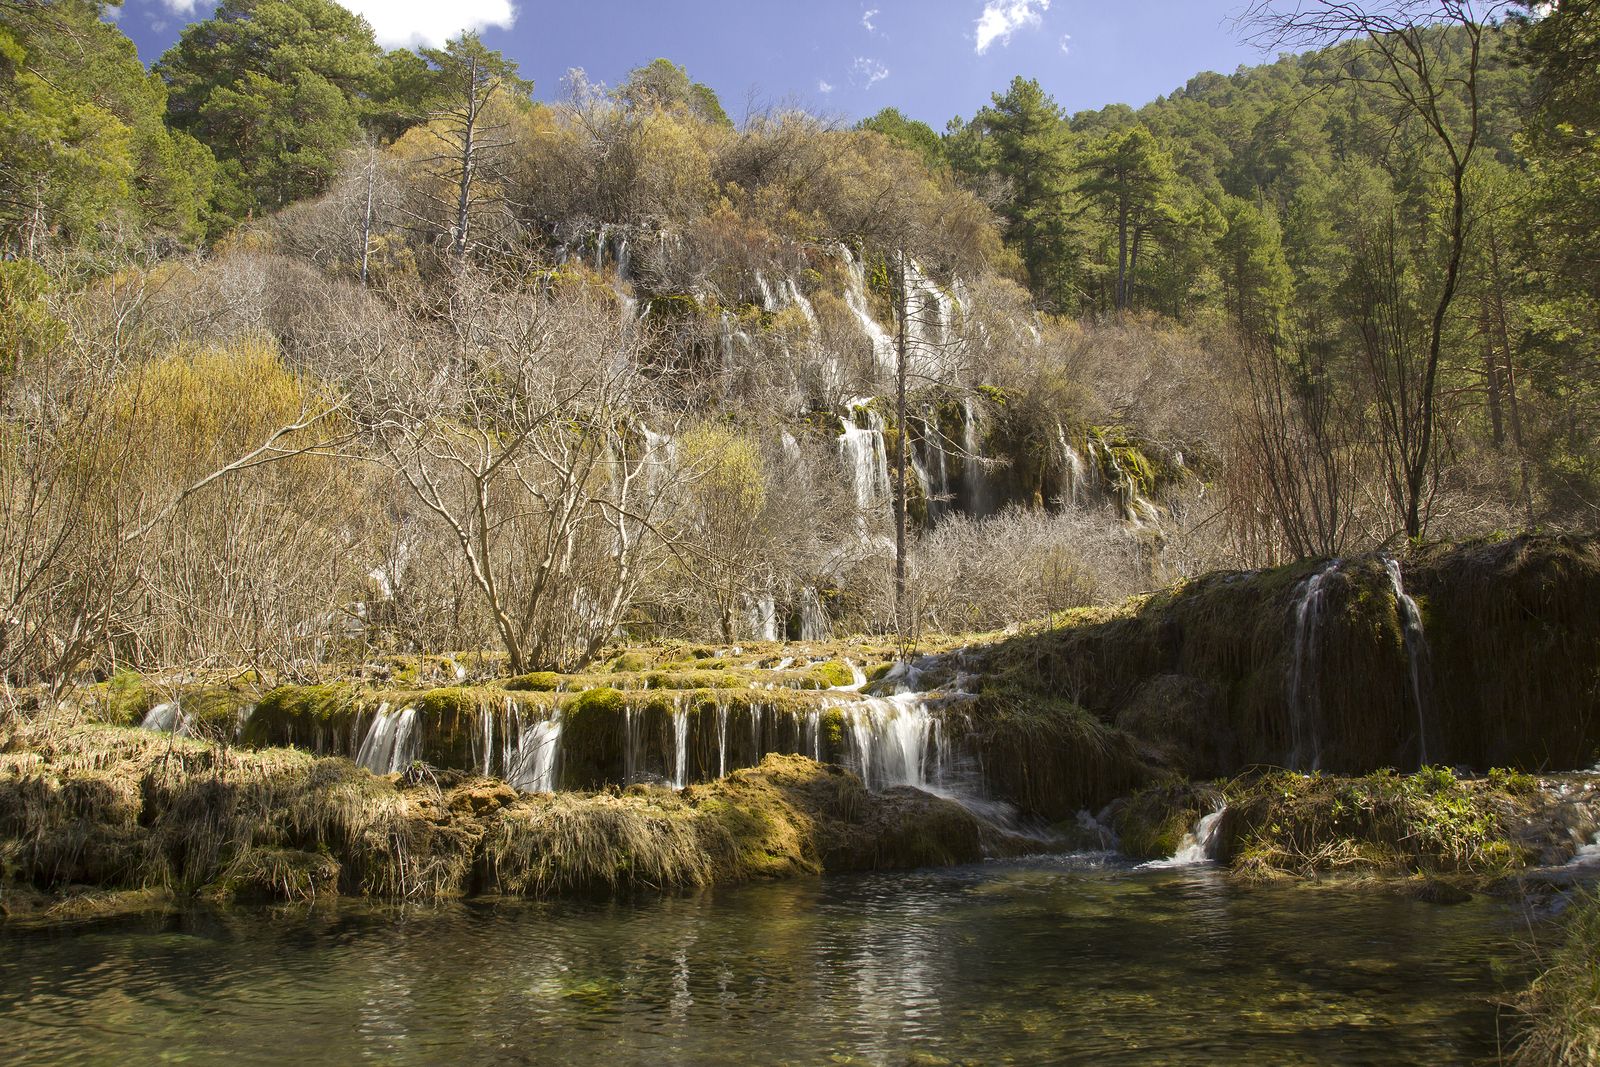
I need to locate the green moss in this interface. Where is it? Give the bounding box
[501,672,563,692]
[99,671,155,726]
[811,660,856,689]
[822,709,847,748]
[1219,767,1535,881]
[1113,782,1217,860]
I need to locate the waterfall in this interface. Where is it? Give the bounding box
[1146,805,1228,867]
[506,711,562,793]
[961,398,987,516]
[1056,424,1086,507]
[743,592,778,642]
[1384,558,1438,766]
[844,694,943,791]
[671,699,691,788]
[479,705,495,777]
[755,271,779,312]
[797,586,831,640]
[717,700,730,778]
[838,244,896,375]
[838,406,891,511]
[139,701,188,736]
[918,411,954,522]
[1286,563,1338,770]
[355,704,420,774]
[623,705,641,785]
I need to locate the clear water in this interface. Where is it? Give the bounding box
[0,857,1527,1065]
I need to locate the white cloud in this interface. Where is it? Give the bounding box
[154,0,202,13]
[340,1,518,49]
[818,80,835,94]
[1059,32,1072,55]
[862,7,879,32]
[974,0,1050,55]
[851,56,889,89]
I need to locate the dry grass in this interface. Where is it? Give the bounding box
[1510,891,1600,1067]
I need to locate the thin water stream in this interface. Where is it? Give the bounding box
[0,857,1527,1065]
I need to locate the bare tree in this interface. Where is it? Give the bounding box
[364,273,683,672]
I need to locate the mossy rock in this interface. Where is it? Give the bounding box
[1112,781,1219,860]
[811,660,857,688]
[558,688,628,789]
[501,672,563,692]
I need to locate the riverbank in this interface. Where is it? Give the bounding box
[0,713,992,924]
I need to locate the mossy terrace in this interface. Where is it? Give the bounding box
[0,714,984,922]
[46,534,1600,831]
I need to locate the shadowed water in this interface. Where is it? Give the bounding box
[0,857,1527,1065]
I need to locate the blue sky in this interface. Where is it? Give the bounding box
[113,1,1266,126]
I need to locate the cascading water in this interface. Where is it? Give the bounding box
[797,587,831,641]
[742,592,779,642]
[843,694,943,792]
[717,700,730,778]
[838,407,891,512]
[671,699,691,788]
[506,711,562,793]
[1146,805,1228,868]
[1056,424,1086,507]
[838,244,896,375]
[355,703,419,775]
[1287,562,1338,770]
[1384,558,1438,766]
[961,398,988,516]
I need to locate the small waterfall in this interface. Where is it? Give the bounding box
[1147,806,1228,867]
[961,398,988,516]
[717,700,730,778]
[1384,558,1438,766]
[1286,562,1338,770]
[838,407,891,511]
[743,592,778,642]
[478,705,495,777]
[355,704,420,774]
[844,694,942,791]
[623,706,642,785]
[838,244,896,375]
[139,701,188,736]
[917,412,954,522]
[1056,424,1086,507]
[797,587,831,640]
[506,711,562,793]
[671,698,691,788]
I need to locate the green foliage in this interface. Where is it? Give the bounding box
[858,108,943,169]
[617,58,730,127]
[0,1,214,250]
[0,261,61,377]
[158,0,388,223]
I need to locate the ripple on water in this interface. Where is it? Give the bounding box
[0,858,1530,1066]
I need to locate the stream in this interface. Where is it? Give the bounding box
[0,854,1529,1065]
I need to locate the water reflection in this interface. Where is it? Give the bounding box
[0,857,1526,1066]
